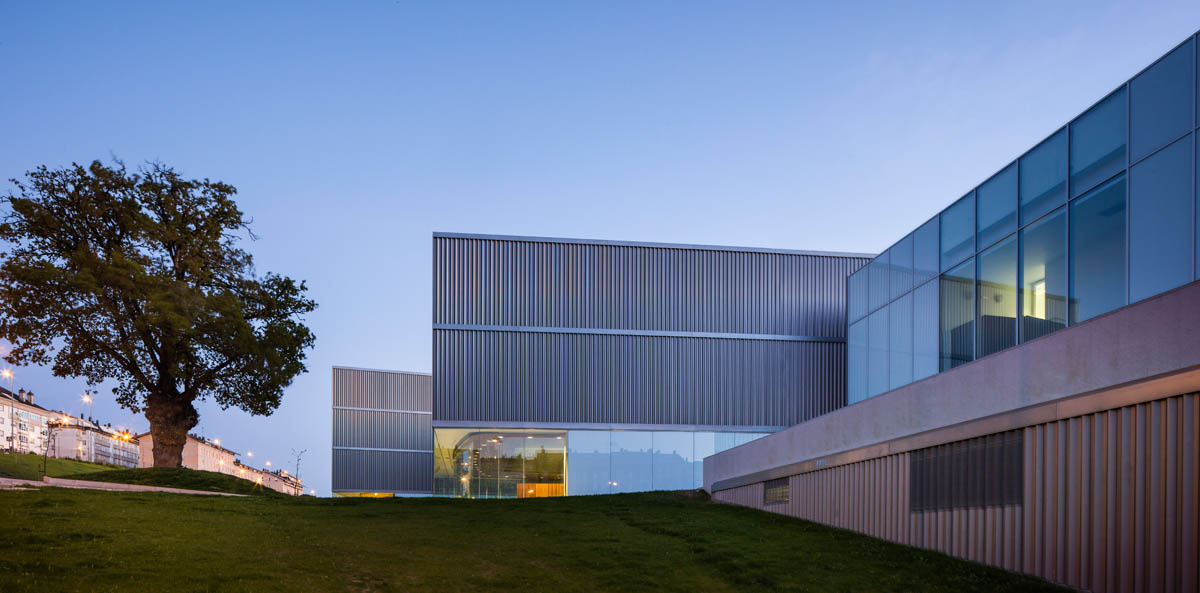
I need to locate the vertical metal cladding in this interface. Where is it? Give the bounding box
[434,330,845,425]
[433,235,868,427]
[332,367,433,493]
[713,392,1200,593]
[433,235,865,336]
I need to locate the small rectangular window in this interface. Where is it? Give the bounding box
[763,477,789,505]
[909,430,1023,512]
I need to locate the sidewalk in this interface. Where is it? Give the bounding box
[0,475,245,496]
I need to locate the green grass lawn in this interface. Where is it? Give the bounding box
[0,452,279,496]
[78,467,284,496]
[0,451,111,480]
[0,488,1070,593]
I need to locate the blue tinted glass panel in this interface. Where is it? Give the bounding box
[977,164,1017,249]
[692,432,715,489]
[1131,39,1194,161]
[914,218,939,286]
[1070,175,1127,323]
[1020,207,1067,343]
[940,258,975,371]
[1020,128,1067,226]
[651,432,694,491]
[1130,134,1193,302]
[868,308,889,398]
[869,252,890,312]
[1071,88,1127,197]
[977,235,1017,358]
[941,193,975,271]
[847,319,868,405]
[913,279,939,381]
[890,234,914,300]
[848,268,869,323]
[889,292,913,390]
[567,430,610,495]
[609,431,652,493]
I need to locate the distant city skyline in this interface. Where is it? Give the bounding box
[2,2,1199,495]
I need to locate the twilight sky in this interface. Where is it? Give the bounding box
[1,2,1198,495]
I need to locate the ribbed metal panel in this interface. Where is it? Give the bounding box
[713,392,1200,593]
[434,236,868,336]
[332,367,432,410]
[332,410,432,450]
[434,329,845,426]
[331,449,432,493]
[331,367,433,493]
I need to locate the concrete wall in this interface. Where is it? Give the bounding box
[706,279,1200,491]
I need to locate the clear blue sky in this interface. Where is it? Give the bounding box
[1,2,1198,495]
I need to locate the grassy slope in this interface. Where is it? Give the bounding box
[78,467,283,496]
[0,451,110,481]
[0,489,1071,593]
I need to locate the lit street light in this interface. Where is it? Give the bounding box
[81,391,94,421]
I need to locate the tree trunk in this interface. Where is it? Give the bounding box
[145,392,199,468]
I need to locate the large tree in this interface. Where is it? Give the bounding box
[0,160,315,466]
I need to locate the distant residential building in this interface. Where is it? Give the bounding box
[51,416,139,468]
[1,387,51,455]
[137,432,303,496]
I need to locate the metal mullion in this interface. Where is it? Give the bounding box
[1126,81,1132,308]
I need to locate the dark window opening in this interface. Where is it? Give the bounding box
[909,430,1022,512]
[763,477,789,505]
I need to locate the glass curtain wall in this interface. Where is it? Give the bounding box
[845,33,1198,405]
[433,428,769,498]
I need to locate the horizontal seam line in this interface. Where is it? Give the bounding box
[433,324,844,343]
[332,446,434,453]
[332,406,432,415]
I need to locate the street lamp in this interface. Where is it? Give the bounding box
[81,391,93,422]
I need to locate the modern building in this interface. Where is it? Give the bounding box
[706,31,1200,593]
[332,236,869,497]
[330,29,1200,593]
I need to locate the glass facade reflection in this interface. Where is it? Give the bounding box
[433,428,768,498]
[845,33,1198,406]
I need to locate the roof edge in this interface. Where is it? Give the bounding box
[432,232,876,259]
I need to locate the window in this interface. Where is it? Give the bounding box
[889,292,913,390]
[941,193,975,271]
[763,477,789,505]
[848,268,869,323]
[1129,134,1192,302]
[889,234,914,300]
[977,235,1017,358]
[940,258,975,371]
[977,164,1017,249]
[868,308,889,397]
[1020,207,1067,342]
[914,218,940,286]
[1020,128,1067,226]
[869,252,890,312]
[1070,175,1127,323]
[913,280,939,381]
[1070,87,1127,197]
[1130,39,1194,161]
[847,319,868,405]
[909,430,1023,512]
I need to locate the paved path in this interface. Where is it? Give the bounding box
[0,475,245,496]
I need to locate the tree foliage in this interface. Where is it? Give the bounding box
[0,160,315,464]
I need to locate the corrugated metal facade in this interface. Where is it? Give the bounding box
[713,392,1200,593]
[332,367,433,494]
[433,234,869,427]
[434,330,844,425]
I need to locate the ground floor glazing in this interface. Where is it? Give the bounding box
[432,428,770,498]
